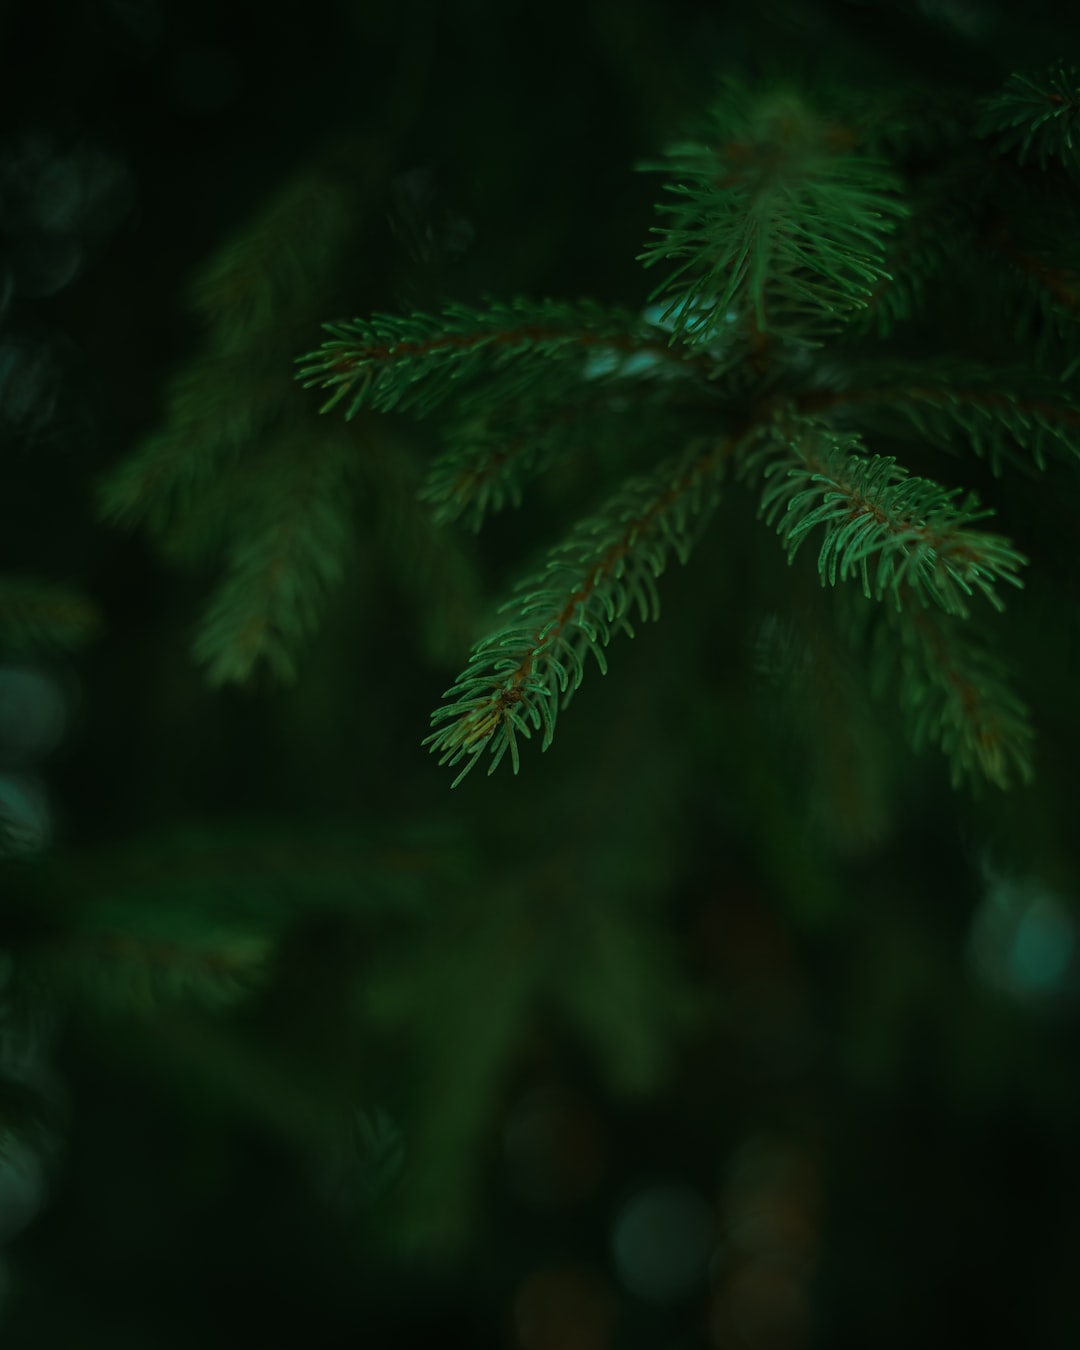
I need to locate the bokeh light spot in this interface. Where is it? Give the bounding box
[968,857,1077,1000]
[612,1181,714,1302]
[0,667,66,764]
[514,1265,614,1350]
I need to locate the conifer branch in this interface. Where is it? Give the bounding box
[979,197,1080,373]
[421,380,706,532]
[417,365,617,531]
[297,299,686,421]
[420,405,570,532]
[868,598,1034,790]
[841,84,974,159]
[795,364,1080,474]
[979,65,1080,178]
[97,354,289,533]
[193,431,359,685]
[985,219,1080,322]
[190,168,356,350]
[100,162,361,538]
[423,434,738,786]
[94,155,379,696]
[853,172,985,337]
[637,80,907,345]
[30,819,450,1012]
[741,419,1027,618]
[365,435,484,665]
[0,578,101,653]
[63,927,270,1009]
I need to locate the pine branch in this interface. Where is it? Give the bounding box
[365,433,484,667]
[795,361,1080,475]
[100,159,363,535]
[296,298,688,421]
[417,363,618,531]
[0,578,100,654]
[740,418,1027,618]
[190,168,356,351]
[637,79,907,346]
[192,430,359,685]
[852,167,987,338]
[421,411,570,535]
[61,926,270,1010]
[978,186,1080,375]
[98,154,368,629]
[31,818,453,1012]
[423,433,737,787]
[979,65,1080,178]
[153,442,274,568]
[97,352,289,534]
[864,595,1035,790]
[841,82,974,160]
[765,607,893,855]
[421,379,709,533]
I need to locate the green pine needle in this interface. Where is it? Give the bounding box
[423,435,732,786]
[740,419,1027,619]
[637,80,908,346]
[296,298,682,421]
[0,578,101,655]
[979,65,1080,177]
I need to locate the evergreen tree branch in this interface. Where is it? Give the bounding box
[841,82,974,159]
[0,578,100,654]
[61,926,270,1010]
[794,362,1080,474]
[364,432,484,667]
[863,594,1035,790]
[637,79,907,346]
[189,167,357,352]
[421,380,711,532]
[978,190,1080,374]
[418,364,623,531]
[192,430,359,685]
[422,407,577,534]
[296,298,691,421]
[752,606,892,854]
[740,418,1027,618]
[97,353,289,533]
[979,65,1080,178]
[27,818,452,1012]
[852,168,986,337]
[153,443,276,569]
[985,218,1080,322]
[423,432,740,786]
[100,161,361,536]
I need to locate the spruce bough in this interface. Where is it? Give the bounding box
[100,69,1080,792]
[296,71,1080,791]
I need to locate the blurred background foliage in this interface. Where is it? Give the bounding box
[1,0,1080,1346]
